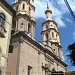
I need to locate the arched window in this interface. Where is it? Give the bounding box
[20,22,23,28]
[0,13,5,27]
[22,4,25,10]
[28,23,31,33]
[56,34,57,38]
[52,32,54,38]
[29,7,31,15]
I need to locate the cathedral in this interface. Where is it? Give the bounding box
[0,0,67,75]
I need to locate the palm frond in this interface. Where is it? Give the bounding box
[67,42,75,66]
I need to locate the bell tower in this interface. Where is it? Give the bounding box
[12,0,36,38]
[41,4,62,59]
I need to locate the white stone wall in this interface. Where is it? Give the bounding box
[18,38,66,75]
[19,39,45,75]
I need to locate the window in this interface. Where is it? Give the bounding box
[0,13,5,27]
[9,45,13,53]
[22,4,25,10]
[54,49,55,51]
[52,32,54,38]
[56,34,57,38]
[28,66,32,75]
[51,25,52,26]
[29,7,31,15]
[20,22,23,28]
[28,23,31,33]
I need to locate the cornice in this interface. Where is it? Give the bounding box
[16,13,36,25]
[11,31,67,67]
[41,28,59,34]
[12,0,35,11]
[42,20,57,26]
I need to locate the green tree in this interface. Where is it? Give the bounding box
[67,42,75,66]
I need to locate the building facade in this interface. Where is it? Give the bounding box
[6,0,67,75]
[0,0,16,75]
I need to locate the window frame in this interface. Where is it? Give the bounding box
[0,13,6,28]
[0,13,6,37]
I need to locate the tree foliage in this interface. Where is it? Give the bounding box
[67,42,75,66]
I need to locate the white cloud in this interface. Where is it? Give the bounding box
[62,51,65,61]
[54,17,66,27]
[34,0,75,27]
[66,18,72,22]
[34,0,67,27]
[68,0,75,12]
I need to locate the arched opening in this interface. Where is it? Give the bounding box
[0,13,6,27]
[29,7,31,15]
[20,22,23,28]
[28,23,31,33]
[22,4,25,10]
[46,33,48,44]
[52,32,54,38]
[54,49,55,51]
[56,34,58,39]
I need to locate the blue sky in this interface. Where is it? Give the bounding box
[7,0,75,72]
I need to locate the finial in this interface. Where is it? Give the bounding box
[47,2,49,9]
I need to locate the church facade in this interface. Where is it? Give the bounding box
[0,0,67,75]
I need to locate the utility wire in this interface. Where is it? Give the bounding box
[64,0,75,41]
[64,0,75,21]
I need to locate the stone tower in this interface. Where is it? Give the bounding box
[41,4,62,59]
[12,0,36,38]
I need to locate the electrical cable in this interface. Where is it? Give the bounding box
[64,0,75,21]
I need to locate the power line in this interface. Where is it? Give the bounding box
[64,0,75,21]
